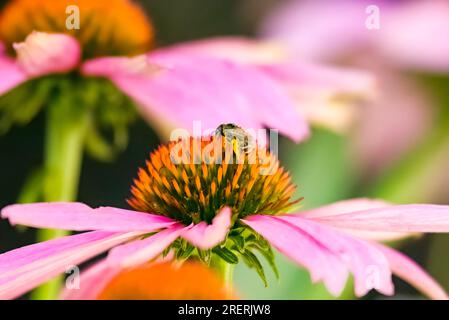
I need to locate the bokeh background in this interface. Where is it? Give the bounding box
[1,0,449,299]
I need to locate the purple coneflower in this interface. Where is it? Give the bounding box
[1,135,449,300]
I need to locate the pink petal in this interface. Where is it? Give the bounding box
[278,215,394,297]
[107,225,185,268]
[311,204,449,233]
[300,198,411,241]
[376,244,448,300]
[1,202,175,232]
[259,62,375,100]
[300,198,392,219]
[82,50,308,142]
[161,37,287,65]
[0,231,140,299]
[261,0,378,61]
[0,43,27,94]
[242,215,349,296]
[257,62,375,133]
[182,207,232,249]
[13,32,81,77]
[378,0,449,72]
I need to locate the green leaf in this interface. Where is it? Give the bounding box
[241,250,267,287]
[212,247,239,264]
[176,244,195,260]
[198,249,212,264]
[255,246,279,280]
[230,235,245,253]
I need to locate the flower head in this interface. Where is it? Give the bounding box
[128,136,298,224]
[2,134,449,299]
[0,0,154,58]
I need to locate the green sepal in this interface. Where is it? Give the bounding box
[230,234,245,253]
[0,77,53,134]
[253,245,280,280]
[198,249,212,264]
[241,250,268,287]
[176,243,195,260]
[212,247,239,264]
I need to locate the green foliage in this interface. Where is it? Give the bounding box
[169,224,281,287]
[0,74,138,161]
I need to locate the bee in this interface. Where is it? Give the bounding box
[214,123,256,158]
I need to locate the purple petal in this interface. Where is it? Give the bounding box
[82,50,308,142]
[376,244,448,300]
[182,207,232,249]
[13,32,81,77]
[164,37,287,65]
[378,0,449,72]
[1,202,175,232]
[107,225,185,268]
[300,199,411,241]
[242,215,349,296]
[278,215,394,297]
[0,43,27,94]
[311,204,449,233]
[0,231,139,299]
[261,0,378,60]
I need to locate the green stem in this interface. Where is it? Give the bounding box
[31,100,89,300]
[211,257,235,298]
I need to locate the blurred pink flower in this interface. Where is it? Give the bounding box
[1,199,449,299]
[262,0,449,173]
[0,31,374,142]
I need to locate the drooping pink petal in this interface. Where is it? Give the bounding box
[171,37,376,133]
[13,32,81,77]
[242,215,349,296]
[182,207,232,250]
[0,231,140,300]
[300,198,412,241]
[107,225,185,268]
[376,244,448,300]
[0,42,27,95]
[161,37,287,65]
[82,50,309,142]
[257,62,375,133]
[311,204,449,233]
[278,215,394,297]
[1,202,175,232]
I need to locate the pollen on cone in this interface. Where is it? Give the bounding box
[127,137,301,224]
